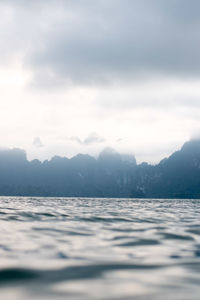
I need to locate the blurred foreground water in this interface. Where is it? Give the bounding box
[0,197,200,299]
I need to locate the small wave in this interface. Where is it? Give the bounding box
[116,238,160,247]
[76,216,133,223]
[187,229,200,236]
[32,227,93,236]
[0,263,165,285]
[0,268,39,283]
[161,232,194,241]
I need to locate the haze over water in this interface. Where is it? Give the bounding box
[0,197,199,299]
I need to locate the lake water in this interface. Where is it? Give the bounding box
[0,197,200,299]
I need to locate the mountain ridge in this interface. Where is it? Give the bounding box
[0,140,200,198]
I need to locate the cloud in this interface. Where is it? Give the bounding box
[1,0,200,88]
[0,0,200,164]
[33,137,44,148]
[68,132,106,146]
[84,132,106,145]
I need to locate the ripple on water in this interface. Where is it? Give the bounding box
[116,238,160,247]
[0,197,199,300]
[0,263,166,284]
[161,232,195,241]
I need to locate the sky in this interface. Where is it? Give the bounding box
[1,0,200,163]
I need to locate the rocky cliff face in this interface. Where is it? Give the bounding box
[0,148,136,197]
[0,140,200,198]
[131,140,200,198]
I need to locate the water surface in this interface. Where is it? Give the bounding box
[0,197,200,299]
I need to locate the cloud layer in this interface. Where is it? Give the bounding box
[0,0,200,163]
[68,132,106,146]
[1,0,200,87]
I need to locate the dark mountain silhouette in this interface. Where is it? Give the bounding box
[130,139,200,199]
[0,147,136,197]
[0,140,200,198]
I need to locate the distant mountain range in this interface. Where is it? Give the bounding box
[0,140,200,198]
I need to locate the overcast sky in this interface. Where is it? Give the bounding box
[1,0,200,163]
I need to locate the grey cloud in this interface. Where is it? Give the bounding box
[84,132,106,145]
[33,137,44,148]
[2,0,200,86]
[69,133,106,145]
